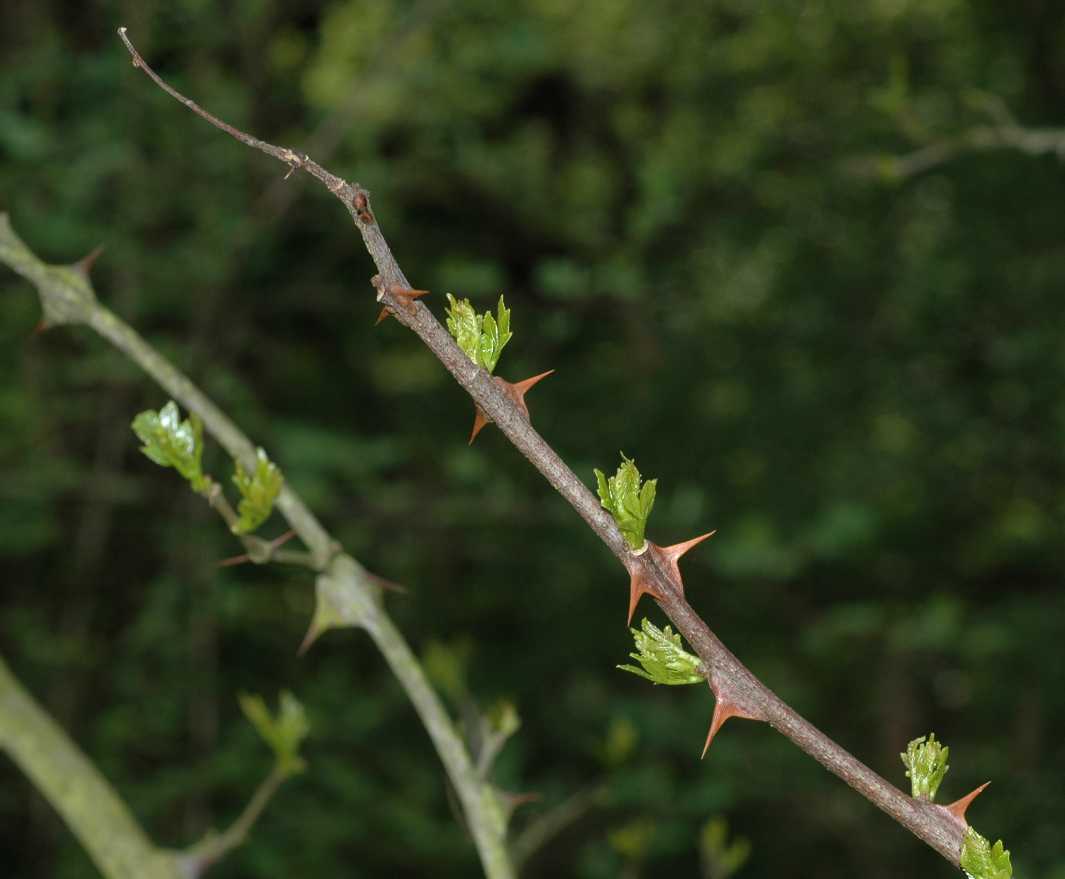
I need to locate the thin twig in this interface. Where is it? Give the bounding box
[511,784,608,870]
[848,122,1065,181]
[178,766,287,877]
[116,29,980,869]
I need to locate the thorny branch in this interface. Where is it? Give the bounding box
[117,28,993,870]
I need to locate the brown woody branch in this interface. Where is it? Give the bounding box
[118,29,982,868]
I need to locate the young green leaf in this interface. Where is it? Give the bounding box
[238,690,310,777]
[594,453,657,551]
[960,827,1012,879]
[131,400,208,494]
[617,618,703,685]
[445,294,481,363]
[900,732,950,801]
[232,448,283,535]
[444,293,513,374]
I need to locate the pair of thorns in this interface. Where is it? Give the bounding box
[374,282,554,444]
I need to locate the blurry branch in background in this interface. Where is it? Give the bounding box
[0,654,183,879]
[178,692,309,878]
[511,784,609,872]
[847,89,1065,181]
[259,0,444,218]
[108,28,1015,874]
[0,208,517,878]
[1,633,308,879]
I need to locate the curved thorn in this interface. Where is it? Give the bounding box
[469,408,490,445]
[660,530,716,565]
[74,245,104,279]
[366,570,407,595]
[297,622,322,657]
[657,531,716,596]
[945,781,991,825]
[626,568,660,627]
[701,697,760,759]
[511,369,555,399]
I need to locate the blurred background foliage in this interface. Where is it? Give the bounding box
[2,0,1064,876]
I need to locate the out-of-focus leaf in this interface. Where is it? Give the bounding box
[232,448,283,534]
[131,401,208,494]
[238,690,310,776]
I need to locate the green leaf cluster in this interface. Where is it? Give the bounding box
[617,618,702,685]
[238,690,310,776]
[594,453,657,551]
[131,401,208,494]
[960,827,1012,879]
[900,732,949,800]
[444,293,512,374]
[232,448,283,534]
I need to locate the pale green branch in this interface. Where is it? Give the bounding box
[1,211,515,879]
[0,654,182,879]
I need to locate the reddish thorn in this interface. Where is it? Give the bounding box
[218,552,251,567]
[297,622,322,657]
[504,791,542,810]
[510,369,555,401]
[653,531,716,598]
[366,571,407,595]
[471,371,553,443]
[701,696,760,759]
[626,567,662,627]
[944,781,991,826]
[468,408,490,445]
[374,287,429,326]
[270,529,298,550]
[32,319,50,336]
[74,245,104,278]
[503,370,554,420]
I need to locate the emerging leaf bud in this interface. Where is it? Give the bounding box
[617,618,703,686]
[960,826,1012,879]
[445,293,513,374]
[231,448,283,535]
[131,400,209,494]
[594,453,657,552]
[900,732,949,801]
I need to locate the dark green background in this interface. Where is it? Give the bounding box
[2,1,1063,876]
